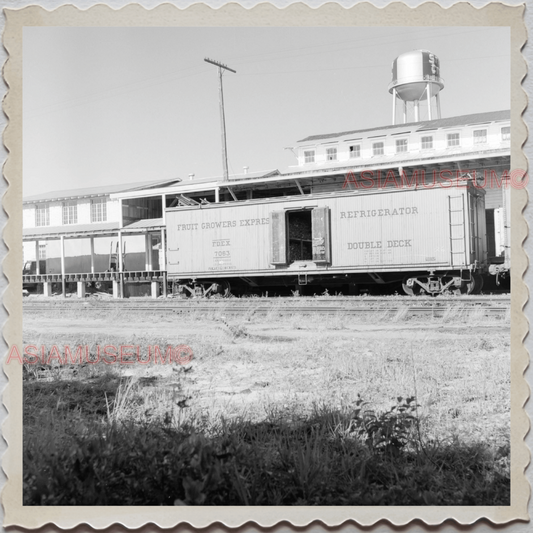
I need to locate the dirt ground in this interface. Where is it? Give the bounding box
[23,307,511,447]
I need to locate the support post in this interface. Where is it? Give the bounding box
[119,198,123,228]
[113,280,120,299]
[35,241,40,275]
[161,228,167,297]
[60,235,66,297]
[145,233,150,271]
[77,281,86,298]
[90,236,95,274]
[43,282,52,297]
[151,281,158,299]
[147,234,152,271]
[161,228,166,272]
[118,230,124,298]
[118,231,123,272]
[215,187,220,203]
[162,194,167,224]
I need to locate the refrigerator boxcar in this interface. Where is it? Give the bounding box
[166,184,487,296]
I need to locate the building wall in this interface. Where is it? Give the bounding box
[296,121,510,167]
[23,196,120,229]
[108,198,121,223]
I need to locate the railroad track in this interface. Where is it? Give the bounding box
[23,295,511,319]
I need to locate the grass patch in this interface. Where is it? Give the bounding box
[24,391,510,506]
[23,307,510,506]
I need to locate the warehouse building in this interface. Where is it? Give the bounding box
[23,179,179,297]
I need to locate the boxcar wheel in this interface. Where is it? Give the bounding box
[461,274,483,295]
[472,273,484,294]
[402,277,423,296]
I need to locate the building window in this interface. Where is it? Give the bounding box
[62,201,78,225]
[326,148,337,161]
[304,150,315,164]
[372,142,384,156]
[91,198,107,223]
[395,139,408,153]
[421,136,433,150]
[447,133,460,147]
[38,244,46,260]
[35,204,50,227]
[349,145,361,158]
[473,129,487,144]
[501,126,510,141]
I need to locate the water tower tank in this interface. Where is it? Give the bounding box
[389,50,444,124]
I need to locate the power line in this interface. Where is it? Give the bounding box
[237,54,510,77]
[226,27,500,68]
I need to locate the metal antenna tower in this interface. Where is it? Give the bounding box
[204,58,236,182]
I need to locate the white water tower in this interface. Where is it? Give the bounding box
[389,50,444,124]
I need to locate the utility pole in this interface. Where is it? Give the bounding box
[204,58,236,182]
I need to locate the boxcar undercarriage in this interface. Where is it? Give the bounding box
[170,267,491,298]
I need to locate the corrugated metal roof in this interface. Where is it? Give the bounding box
[122,218,165,231]
[23,178,182,203]
[110,170,281,200]
[297,110,511,143]
[417,110,510,130]
[227,169,280,182]
[158,169,280,186]
[23,217,166,239]
[23,221,120,240]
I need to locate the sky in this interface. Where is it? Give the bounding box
[23,26,510,196]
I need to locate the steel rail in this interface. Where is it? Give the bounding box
[23,297,511,319]
[23,306,509,314]
[23,295,510,305]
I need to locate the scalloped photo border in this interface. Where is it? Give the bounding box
[1,2,529,529]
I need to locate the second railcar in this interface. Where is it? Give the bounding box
[166,184,487,296]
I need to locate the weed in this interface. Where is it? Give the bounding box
[361,396,419,455]
[218,317,249,340]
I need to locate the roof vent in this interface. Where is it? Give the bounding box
[188,173,195,180]
[243,166,249,174]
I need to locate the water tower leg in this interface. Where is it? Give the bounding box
[427,84,432,120]
[403,101,407,124]
[392,88,397,125]
[436,92,442,119]
[414,100,419,122]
